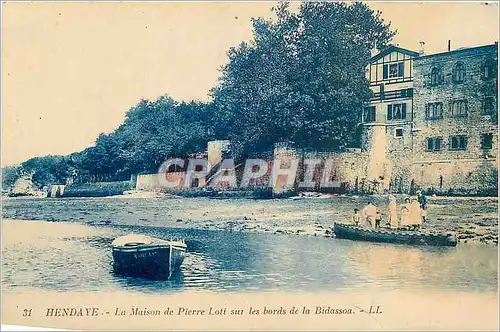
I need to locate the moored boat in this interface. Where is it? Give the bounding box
[333,223,457,247]
[111,234,187,279]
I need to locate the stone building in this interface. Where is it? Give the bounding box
[411,43,498,193]
[362,42,498,194]
[134,44,497,196]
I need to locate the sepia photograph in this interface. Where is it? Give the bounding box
[1,1,499,330]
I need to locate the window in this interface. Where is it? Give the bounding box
[394,128,403,138]
[383,62,405,79]
[450,100,467,117]
[483,97,495,115]
[389,64,399,78]
[363,106,376,122]
[427,137,442,151]
[452,62,466,83]
[430,67,443,86]
[387,103,407,121]
[449,135,467,150]
[425,102,443,119]
[481,133,493,149]
[482,58,496,80]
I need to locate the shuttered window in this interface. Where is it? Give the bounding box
[482,58,496,80]
[427,137,442,151]
[387,103,407,121]
[452,62,466,83]
[450,100,467,117]
[449,135,467,150]
[363,106,376,122]
[425,102,444,119]
[481,133,493,149]
[482,97,495,115]
[430,67,443,86]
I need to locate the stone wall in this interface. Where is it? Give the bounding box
[61,181,134,197]
[136,172,206,192]
[272,144,371,194]
[135,173,164,191]
[410,44,498,194]
[410,159,498,194]
[197,144,372,194]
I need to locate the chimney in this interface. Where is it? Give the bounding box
[448,40,451,52]
[419,41,425,56]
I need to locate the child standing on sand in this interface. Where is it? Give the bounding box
[352,208,361,226]
[375,210,382,228]
[417,191,428,223]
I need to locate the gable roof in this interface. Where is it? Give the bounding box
[370,45,420,63]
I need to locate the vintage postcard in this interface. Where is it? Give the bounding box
[1,1,499,331]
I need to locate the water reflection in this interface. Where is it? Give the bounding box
[114,269,185,293]
[2,220,498,294]
[345,243,427,289]
[341,240,498,292]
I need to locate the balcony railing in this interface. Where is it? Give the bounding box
[370,88,413,102]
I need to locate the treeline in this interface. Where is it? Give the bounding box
[3,2,395,190]
[4,98,217,189]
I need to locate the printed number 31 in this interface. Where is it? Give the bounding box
[23,309,32,317]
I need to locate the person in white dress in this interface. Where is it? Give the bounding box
[362,202,377,229]
[400,198,411,228]
[409,198,422,230]
[387,194,398,229]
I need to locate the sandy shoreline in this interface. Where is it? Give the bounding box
[2,194,498,245]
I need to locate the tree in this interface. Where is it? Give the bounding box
[7,2,396,183]
[1,165,21,191]
[73,95,216,178]
[21,155,72,187]
[212,2,395,158]
[112,96,216,174]
[75,133,125,182]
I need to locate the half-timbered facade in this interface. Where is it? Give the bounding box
[363,46,418,126]
[361,45,420,187]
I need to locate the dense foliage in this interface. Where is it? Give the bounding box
[3,98,216,188]
[71,97,216,183]
[212,2,395,158]
[3,2,395,189]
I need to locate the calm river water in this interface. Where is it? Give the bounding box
[2,197,498,294]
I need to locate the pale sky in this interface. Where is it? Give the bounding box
[2,1,499,166]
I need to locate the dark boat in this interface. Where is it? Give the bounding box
[333,223,457,247]
[111,234,187,279]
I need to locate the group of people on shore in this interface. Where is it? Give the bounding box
[351,191,428,230]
